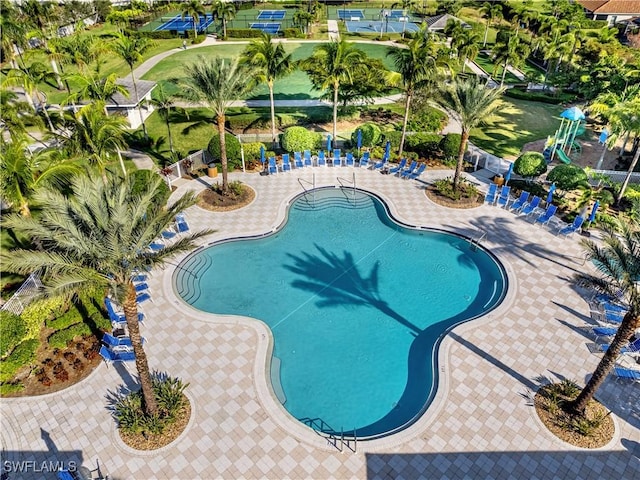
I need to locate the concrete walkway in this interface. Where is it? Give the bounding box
[327,19,340,41]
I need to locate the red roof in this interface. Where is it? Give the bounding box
[578,0,640,14]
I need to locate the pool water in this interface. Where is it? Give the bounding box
[175,188,506,438]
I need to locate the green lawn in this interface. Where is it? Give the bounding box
[141,42,395,101]
[473,53,522,84]
[470,97,563,159]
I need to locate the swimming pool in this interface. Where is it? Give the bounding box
[175,188,507,438]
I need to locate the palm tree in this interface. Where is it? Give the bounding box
[0,172,215,416]
[212,0,236,39]
[480,2,502,47]
[149,83,181,159]
[568,218,639,416]
[64,72,129,115]
[492,34,531,87]
[0,6,27,68]
[240,33,292,145]
[388,33,444,157]
[180,56,255,194]
[110,33,153,137]
[608,98,640,204]
[0,137,79,217]
[454,28,481,73]
[293,8,313,35]
[60,102,129,178]
[433,76,506,191]
[300,39,365,141]
[0,88,44,141]
[2,62,58,131]
[182,0,206,41]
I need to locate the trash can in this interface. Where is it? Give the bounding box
[207,164,218,178]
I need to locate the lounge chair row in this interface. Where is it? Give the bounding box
[148,212,190,252]
[268,150,366,173]
[484,184,584,236]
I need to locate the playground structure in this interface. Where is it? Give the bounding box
[543,106,586,165]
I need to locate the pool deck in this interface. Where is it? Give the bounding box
[2,166,639,479]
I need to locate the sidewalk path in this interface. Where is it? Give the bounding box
[327,19,340,41]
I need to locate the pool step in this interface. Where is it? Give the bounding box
[175,253,213,304]
[294,190,373,211]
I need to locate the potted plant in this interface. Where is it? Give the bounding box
[182,159,193,178]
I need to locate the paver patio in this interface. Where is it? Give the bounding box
[1,166,639,479]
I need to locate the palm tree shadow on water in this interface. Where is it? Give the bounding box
[283,243,503,436]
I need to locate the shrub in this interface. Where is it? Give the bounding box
[433,177,479,201]
[0,382,24,395]
[282,28,303,38]
[0,312,26,358]
[514,152,547,179]
[20,297,67,339]
[405,133,442,158]
[350,123,382,148]
[242,142,266,169]
[505,88,577,105]
[407,106,448,132]
[207,133,242,170]
[440,133,462,160]
[281,126,320,153]
[226,28,263,38]
[547,164,589,191]
[131,169,170,204]
[113,373,189,435]
[138,30,176,39]
[48,324,94,349]
[382,130,403,150]
[0,339,39,383]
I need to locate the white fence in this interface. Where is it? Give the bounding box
[160,150,213,187]
[465,143,512,174]
[589,169,640,185]
[1,271,42,316]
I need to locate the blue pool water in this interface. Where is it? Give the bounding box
[175,188,506,438]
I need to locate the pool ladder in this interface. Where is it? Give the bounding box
[298,174,316,207]
[336,172,357,206]
[469,230,487,250]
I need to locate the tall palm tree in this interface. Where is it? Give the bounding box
[568,218,639,416]
[0,137,80,217]
[0,88,44,141]
[480,1,502,47]
[149,83,184,159]
[293,8,313,34]
[240,33,292,145]
[300,39,365,141]
[212,0,236,38]
[0,5,27,68]
[180,56,255,194]
[110,33,153,137]
[64,71,129,115]
[492,34,531,87]
[60,102,129,178]
[608,98,640,204]
[2,62,58,131]
[388,33,444,157]
[454,28,481,73]
[433,76,506,191]
[0,172,215,416]
[182,0,206,41]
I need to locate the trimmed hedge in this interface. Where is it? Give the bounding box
[0,339,39,383]
[281,127,321,153]
[440,133,462,160]
[207,133,242,170]
[0,311,26,358]
[505,88,577,105]
[350,123,382,148]
[139,30,176,39]
[547,164,589,191]
[48,323,94,349]
[227,29,264,38]
[405,133,442,158]
[514,151,547,178]
[382,130,403,150]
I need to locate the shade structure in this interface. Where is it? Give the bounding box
[546,183,556,205]
[384,140,391,160]
[356,129,362,150]
[327,134,332,152]
[260,145,265,164]
[560,106,585,121]
[589,200,599,223]
[504,162,514,185]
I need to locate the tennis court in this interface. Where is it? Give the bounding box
[155,14,215,32]
[345,20,419,34]
[337,9,365,20]
[250,22,281,34]
[256,10,286,20]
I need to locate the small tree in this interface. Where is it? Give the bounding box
[547,164,589,192]
[281,126,320,152]
[514,151,547,180]
[350,123,382,148]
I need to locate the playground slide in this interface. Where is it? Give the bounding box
[554,149,572,164]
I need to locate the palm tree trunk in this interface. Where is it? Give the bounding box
[122,284,158,416]
[117,148,127,177]
[483,22,489,47]
[568,312,639,415]
[500,63,508,87]
[453,130,469,192]
[620,131,630,156]
[165,113,174,154]
[130,67,147,138]
[332,82,338,143]
[616,144,640,205]
[268,80,277,145]
[223,19,227,38]
[399,91,411,158]
[50,59,64,90]
[217,112,229,193]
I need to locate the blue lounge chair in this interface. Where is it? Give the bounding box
[345,152,355,166]
[176,214,189,233]
[613,366,640,383]
[134,282,149,293]
[533,204,557,226]
[131,273,148,283]
[597,337,640,355]
[388,158,407,175]
[317,150,326,167]
[281,154,291,172]
[406,163,427,180]
[161,228,177,241]
[105,298,145,324]
[102,333,145,352]
[333,149,342,167]
[400,161,418,178]
[294,152,303,168]
[268,156,278,174]
[557,216,585,236]
[359,151,370,168]
[496,186,511,208]
[99,345,135,364]
[518,196,541,215]
[484,183,498,204]
[148,241,164,252]
[137,292,152,304]
[591,325,618,342]
[508,191,529,211]
[303,150,312,167]
[372,156,388,170]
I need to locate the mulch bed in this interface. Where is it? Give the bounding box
[196,184,256,212]
[118,396,191,450]
[424,187,483,209]
[534,385,614,448]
